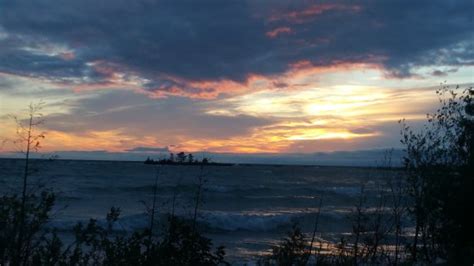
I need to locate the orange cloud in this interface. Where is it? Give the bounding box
[268,4,362,23]
[60,51,76,60]
[12,129,161,153]
[171,120,379,154]
[0,58,448,155]
[24,55,388,102]
[0,85,439,154]
[132,60,389,101]
[145,73,276,99]
[266,27,292,38]
[172,61,386,100]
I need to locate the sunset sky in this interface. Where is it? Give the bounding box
[0,1,473,157]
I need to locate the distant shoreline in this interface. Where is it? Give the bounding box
[144,161,234,167]
[0,157,402,170]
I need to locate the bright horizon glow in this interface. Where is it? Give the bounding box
[2,65,465,154]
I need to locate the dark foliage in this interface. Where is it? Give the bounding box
[400,85,474,263]
[0,191,55,265]
[0,194,227,265]
[259,224,309,266]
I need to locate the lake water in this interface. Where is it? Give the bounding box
[0,159,398,264]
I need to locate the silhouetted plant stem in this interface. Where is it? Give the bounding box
[169,167,182,243]
[192,164,204,234]
[382,150,406,266]
[150,166,160,234]
[15,113,33,265]
[389,175,405,266]
[307,195,323,264]
[352,185,366,266]
[316,234,323,264]
[147,166,160,255]
[11,103,45,266]
[171,166,184,219]
[410,177,423,263]
[368,186,387,264]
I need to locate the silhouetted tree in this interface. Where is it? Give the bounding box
[176,152,187,163]
[2,102,46,265]
[400,84,474,263]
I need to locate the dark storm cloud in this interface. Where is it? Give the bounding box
[432,70,448,77]
[0,0,473,93]
[262,0,474,77]
[431,68,459,77]
[0,50,90,82]
[0,32,109,84]
[0,0,276,83]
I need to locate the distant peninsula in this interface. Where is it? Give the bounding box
[144,152,234,166]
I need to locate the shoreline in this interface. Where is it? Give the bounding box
[0,157,403,170]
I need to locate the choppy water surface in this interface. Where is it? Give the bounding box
[0,159,398,263]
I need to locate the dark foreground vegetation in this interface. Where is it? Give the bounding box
[0,192,226,265]
[1,85,473,265]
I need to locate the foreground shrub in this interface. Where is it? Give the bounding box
[400,86,474,263]
[0,191,55,265]
[259,224,309,266]
[0,192,227,266]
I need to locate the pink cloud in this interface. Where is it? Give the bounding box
[60,51,76,60]
[269,4,362,24]
[266,27,292,38]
